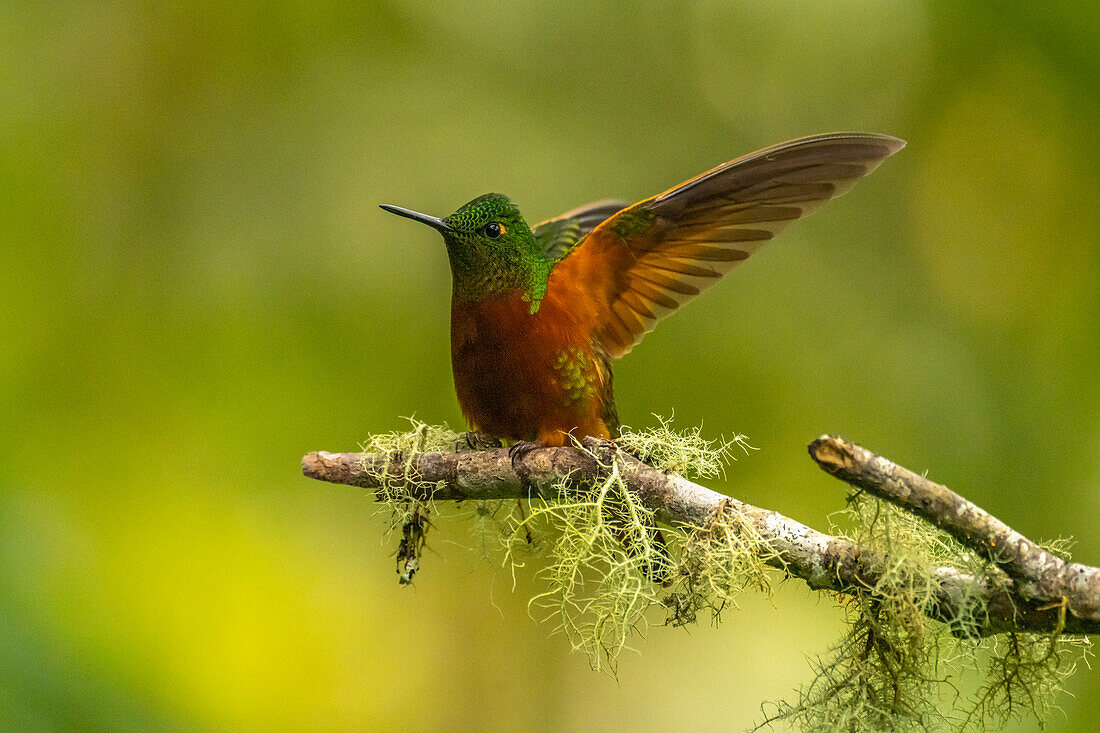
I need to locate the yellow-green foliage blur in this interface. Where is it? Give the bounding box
[2,2,1097,731]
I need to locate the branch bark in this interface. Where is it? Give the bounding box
[302,436,1100,636]
[809,435,1100,622]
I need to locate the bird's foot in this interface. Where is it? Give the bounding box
[508,440,542,470]
[461,431,502,451]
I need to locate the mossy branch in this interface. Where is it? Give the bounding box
[301,435,1100,637]
[809,435,1100,621]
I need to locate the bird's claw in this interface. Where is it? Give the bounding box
[508,440,541,470]
[461,431,502,451]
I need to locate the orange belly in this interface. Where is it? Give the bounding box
[450,285,612,446]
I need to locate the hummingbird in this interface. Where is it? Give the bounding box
[381,133,904,456]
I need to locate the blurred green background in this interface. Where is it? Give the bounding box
[2,1,1098,730]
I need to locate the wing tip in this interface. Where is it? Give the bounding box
[873,133,907,155]
[810,131,907,156]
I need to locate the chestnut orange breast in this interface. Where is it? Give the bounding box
[450,273,613,446]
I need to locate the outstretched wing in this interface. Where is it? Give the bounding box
[533,199,631,262]
[571,133,905,358]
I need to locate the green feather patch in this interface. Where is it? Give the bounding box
[534,218,584,263]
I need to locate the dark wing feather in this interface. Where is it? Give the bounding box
[533,199,631,262]
[577,133,905,358]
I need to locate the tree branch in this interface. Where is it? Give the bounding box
[808,435,1100,622]
[302,437,1100,636]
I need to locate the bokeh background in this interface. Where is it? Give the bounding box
[3,1,1098,730]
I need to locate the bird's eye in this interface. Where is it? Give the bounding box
[482,222,504,239]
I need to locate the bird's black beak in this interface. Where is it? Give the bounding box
[379,204,452,233]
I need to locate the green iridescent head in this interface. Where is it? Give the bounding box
[381,193,549,305]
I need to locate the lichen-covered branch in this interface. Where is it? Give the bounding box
[301,437,1100,636]
[808,435,1100,622]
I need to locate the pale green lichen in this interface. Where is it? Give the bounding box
[499,417,768,674]
[360,419,1090,729]
[617,414,754,479]
[506,453,669,674]
[961,610,1090,730]
[359,418,462,521]
[662,499,775,628]
[360,418,463,582]
[461,498,520,565]
[756,492,1091,732]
